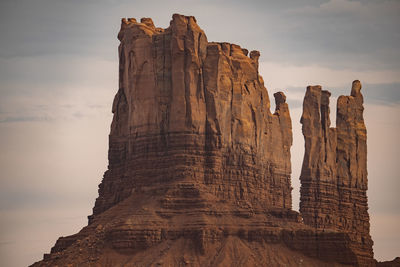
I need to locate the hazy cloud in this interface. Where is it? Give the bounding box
[1,0,398,71]
[273,0,400,70]
[0,55,116,123]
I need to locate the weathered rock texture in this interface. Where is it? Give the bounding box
[90,14,293,220]
[299,81,374,266]
[31,14,391,267]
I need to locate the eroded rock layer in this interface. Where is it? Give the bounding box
[300,81,374,266]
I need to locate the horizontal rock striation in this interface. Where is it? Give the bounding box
[299,81,374,266]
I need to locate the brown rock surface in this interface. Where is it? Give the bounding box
[31,14,392,267]
[299,81,374,266]
[92,13,293,220]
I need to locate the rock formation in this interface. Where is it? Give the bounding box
[90,14,293,220]
[31,14,394,267]
[299,81,373,266]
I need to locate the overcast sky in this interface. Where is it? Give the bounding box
[0,0,399,266]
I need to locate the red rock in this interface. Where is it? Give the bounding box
[300,81,374,266]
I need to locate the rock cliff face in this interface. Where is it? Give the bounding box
[91,14,293,220]
[31,14,386,267]
[299,81,373,265]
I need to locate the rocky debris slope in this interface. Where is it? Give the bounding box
[299,81,373,266]
[31,14,393,267]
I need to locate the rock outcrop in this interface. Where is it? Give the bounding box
[300,81,374,266]
[31,14,391,267]
[91,14,293,221]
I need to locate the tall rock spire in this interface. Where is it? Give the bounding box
[300,86,338,229]
[300,80,373,266]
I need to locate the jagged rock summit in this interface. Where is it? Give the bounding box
[32,14,394,267]
[300,81,373,265]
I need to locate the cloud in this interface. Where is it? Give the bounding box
[266,0,400,70]
[1,0,399,72]
[0,116,52,123]
[260,61,400,93]
[0,55,116,123]
[290,0,363,15]
[0,0,120,59]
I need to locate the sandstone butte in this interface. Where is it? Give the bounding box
[31,14,399,267]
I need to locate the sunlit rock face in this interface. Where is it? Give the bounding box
[31,15,380,267]
[300,80,374,266]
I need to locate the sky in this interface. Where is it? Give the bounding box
[0,0,399,266]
